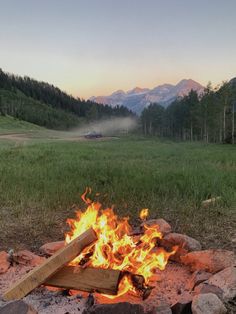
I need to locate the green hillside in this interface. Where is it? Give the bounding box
[0,88,80,130]
[0,69,134,130]
[0,115,44,134]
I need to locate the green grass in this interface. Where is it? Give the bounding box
[0,134,235,252]
[0,115,43,133]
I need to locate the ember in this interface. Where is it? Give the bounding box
[65,189,177,298]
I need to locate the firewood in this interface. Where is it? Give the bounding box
[3,228,97,300]
[131,274,145,290]
[45,266,121,295]
[202,196,221,208]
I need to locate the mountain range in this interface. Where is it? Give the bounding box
[90,79,204,114]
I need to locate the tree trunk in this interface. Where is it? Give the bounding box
[190,121,193,141]
[219,114,222,143]
[223,105,226,141]
[149,121,152,135]
[204,116,207,143]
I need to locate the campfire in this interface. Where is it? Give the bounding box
[64,188,177,299]
[1,190,235,313]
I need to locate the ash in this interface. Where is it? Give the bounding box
[0,262,192,313]
[24,289,86,314]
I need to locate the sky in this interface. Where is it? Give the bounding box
[0,0,236,99]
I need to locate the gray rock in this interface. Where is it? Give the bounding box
[206,266,236,300]
[171,291,193,314]
[0,300,38,314]
[193,267,236,302]
[194,283,223,300]
[191,293,227,314]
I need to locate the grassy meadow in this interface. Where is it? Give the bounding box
[0,119,235,252]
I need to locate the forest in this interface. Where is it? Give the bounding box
[0,69,235,143]
[141,79,236,143]
[0,69,134,129]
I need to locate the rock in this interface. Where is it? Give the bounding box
[83,302,145,314]
[0,300,38,314]
[205,266,236,300]
[0,251,10,274]
[160,233,201,262]
[180,250,236,273]
[171,291,193,314]
[141,219,172,236]
[194,283,223,299]
[185,270,212,290]
[39,241,64,256]
[191,293,227,314]
[12,250,45,267]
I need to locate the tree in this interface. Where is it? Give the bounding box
[186,90,199,141]
[140,80,235,144]
[218,82,230,142]
[86,103,98,121]
[0,95,5,116]
[140,103,164,136]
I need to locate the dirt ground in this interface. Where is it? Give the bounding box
[0,132,117,142]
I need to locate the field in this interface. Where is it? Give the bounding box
[0,117,235,252]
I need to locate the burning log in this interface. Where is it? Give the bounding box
[129,273,154,300]
[3,228,97,300]
[45,266,121,295]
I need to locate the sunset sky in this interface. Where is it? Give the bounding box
[0,0,236,99]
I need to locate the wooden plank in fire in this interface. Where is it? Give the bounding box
[3,228,97,300]
[45,266,121,295]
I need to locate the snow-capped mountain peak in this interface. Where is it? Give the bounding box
[90,79,204,114]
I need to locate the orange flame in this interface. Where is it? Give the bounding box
[65,189,177,298]
[140,208,149,220]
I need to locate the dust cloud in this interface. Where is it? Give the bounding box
[67,117,137,137]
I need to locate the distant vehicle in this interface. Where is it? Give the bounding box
[84,131,102,139]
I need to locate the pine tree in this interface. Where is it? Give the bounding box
[0,95,5,116]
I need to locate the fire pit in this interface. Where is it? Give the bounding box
[62,190,178,300]
[0,190,235,313]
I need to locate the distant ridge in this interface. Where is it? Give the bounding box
[0,68,134,129]
[90,79,204,114]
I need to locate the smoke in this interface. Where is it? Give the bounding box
[66,117,137,137]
